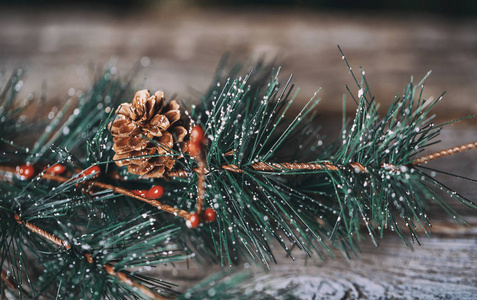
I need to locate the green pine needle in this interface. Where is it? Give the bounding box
[1,50,476,299]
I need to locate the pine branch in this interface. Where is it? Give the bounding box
[171,55,477,265]
[24,66,134,165]
[12,214,162,299]
[2,53,477,299]
[0,165,191,219]
[44,171,191,218]
[12,213,179,299]
[169,141,477,176]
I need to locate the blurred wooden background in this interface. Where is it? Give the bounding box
[0,1,476,299]
[1,3,477,117]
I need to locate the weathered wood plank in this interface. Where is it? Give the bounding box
[1,7,477,117]
[0,6,476,299]
[155,228,477,299]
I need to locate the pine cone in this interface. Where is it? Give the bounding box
[109,90,188,178]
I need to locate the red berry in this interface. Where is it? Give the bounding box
[146,185,165,199]
[83,165,101,178]
[188,142,201,157]
[17,164,35,180]
[203,208,217,223]
[186,212,200,229]
[132,190,148,197]
[190,125,205,144]
[46,164,66,175]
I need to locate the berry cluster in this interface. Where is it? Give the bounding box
[186,207,217,229]
[185,125,217,228]
[187,125,205,157]
[13,124,220,230]
[16,163,67,180]
[132,185,165,199]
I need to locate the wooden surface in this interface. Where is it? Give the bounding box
[1,5,477,117]
[1,5,476,299]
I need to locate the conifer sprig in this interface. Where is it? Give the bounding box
[2,206,188,299]
[0,66,190,299]
[169,53,477,265]
[1,51,476,299]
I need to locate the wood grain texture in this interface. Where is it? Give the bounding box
[0,5,476,299]
[1,5,477,117]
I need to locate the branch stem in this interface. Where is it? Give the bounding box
[1,141,476,182]
[90,181,190,219]
[167,141,477,177]
[39,173,190,219]
[411,142,477,165]
[14,214,70,249]
[0,166,190,218]
[13,214,169,300]
[1,141,475,219]
[195,160,206,215]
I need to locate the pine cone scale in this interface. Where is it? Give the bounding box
[128,162,156,176]
[164,110,181,124]
[166,100,180,111]
[148,114,170,133]
[110,119,141,137]
[112,153,131,166]
[172,126,188,142]
[116,103,133,118]
[159,132,173,148]
[141,165,166,178]
[112,136,149,154]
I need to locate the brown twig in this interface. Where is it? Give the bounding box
[0,166,17,174]
[411,142,477,166]
[2,141,476,182]
[228,161,341,172]
[14,214,71,249]
[13,214,169,300]
[91,181,190,219]
[167,141,477,177]
[188,125,208,215]
[195,160,206,215]
[170,161,359,177]
[40,173,190,219]
[1,141,476,217]
[103,264,171,300]
[0,167,190,219]
[243,141,477,172]
[1,268,29,298]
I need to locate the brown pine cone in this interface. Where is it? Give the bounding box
[109,90,188,178]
